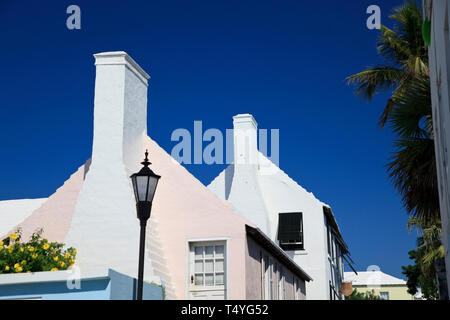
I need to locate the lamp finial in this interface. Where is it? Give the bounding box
[141,149,151,167]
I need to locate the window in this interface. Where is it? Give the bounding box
[294,278,300,300]
[269,258,274,300]
[278,266,285,300]
[193,244,225,287]
[329,282,333,300]
[261,254,271,300]
[379,292,390,300]
[277,212,304,250]
[327,224,331,255]
[260,252,265,299]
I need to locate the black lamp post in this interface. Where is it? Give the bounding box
[130,150,161,300]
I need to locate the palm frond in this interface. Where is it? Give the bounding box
[388,75,432,138]
[346,66,405,100]
[387,137,439,222]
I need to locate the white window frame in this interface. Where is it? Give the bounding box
[278,266,285,300]
[269,257,274,299]
[294,278,300,300]
[186,238,229,299]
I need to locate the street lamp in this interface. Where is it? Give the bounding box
[130,150,161,300]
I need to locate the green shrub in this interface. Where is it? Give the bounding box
[0,229,76,274]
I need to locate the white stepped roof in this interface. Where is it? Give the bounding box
[0,198,47,237]
[344,271,406,286]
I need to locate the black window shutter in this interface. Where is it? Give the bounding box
[277,213,302,242]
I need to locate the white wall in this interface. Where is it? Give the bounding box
[426,0,450,297]
[64,52,155,281]
[208,114,343,300]
[257,153,331,300]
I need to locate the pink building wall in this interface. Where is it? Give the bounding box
[144,136,253,299]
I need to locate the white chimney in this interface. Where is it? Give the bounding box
[228,113,271,235]
[65,52,156,280]
[91,51,150,172]
[233,114,259,167]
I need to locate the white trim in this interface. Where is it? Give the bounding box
[93,51,150,86]
[0,267,109,285]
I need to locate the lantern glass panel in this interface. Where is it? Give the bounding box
[136,175,149,202]
[132,176,139,202]
[146,176,159,202]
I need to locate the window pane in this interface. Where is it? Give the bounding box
[195,247,203,258]
[205,246,214,258]
[132,178,139,202]
[136,176,148,202]
[379,292,389,300]
[215,245,224,258]
[146,176,158,202]
[215,273,224,285]
[205,273,214,286]
[195,274,203,286]
[205,259,214,273]
[215,259,224,272]
[195,261,203,273]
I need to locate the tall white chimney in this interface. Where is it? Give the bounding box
[233,114,258,167]
[228,114,271,235]
[65,52,156,281]
[91,51,149,172]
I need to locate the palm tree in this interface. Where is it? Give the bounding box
[407,216,448,299]
[348,0,428,126]
[347,1,439,222]
[348,0,447,298]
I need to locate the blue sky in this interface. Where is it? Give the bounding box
[0,0,419,278]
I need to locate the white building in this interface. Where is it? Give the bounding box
[0,52,312,300]
[344,270,414,300]
[208,114,355,300]
[423,0,450,298]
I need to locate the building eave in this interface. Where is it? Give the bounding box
[245,225,313,282]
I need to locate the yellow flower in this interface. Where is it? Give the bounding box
[14,263,20,269]
[32,254,38,259]
[59,261,65,267]
[15,266,23,273]
[0,246,3,251]
[21,260,26,265]
[20,247,24,252]
[50,268,58,272]
[4,266,9,271]
[27,246,34,252]
[42,243,50,250]
[7,245,13,252]
[53,256,59,261]
[0,241,3,246]
[64,252,70,259]
[9,233,18,240]
[70,259,75,266]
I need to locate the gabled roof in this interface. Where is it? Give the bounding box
[344,271,406,286]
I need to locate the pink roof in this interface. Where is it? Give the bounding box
[6,161,89,242]
[5,136,254,299]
